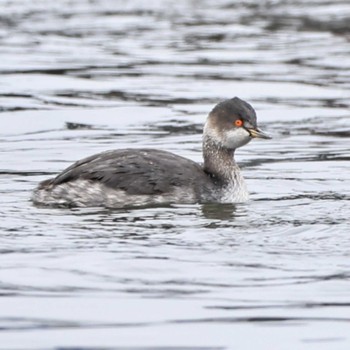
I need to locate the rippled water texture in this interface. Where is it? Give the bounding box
[1,0,350,349]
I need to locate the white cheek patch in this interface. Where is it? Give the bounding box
[203,119,251,150]
[223,128,251,149]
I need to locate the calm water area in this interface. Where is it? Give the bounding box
[0,0,350,349]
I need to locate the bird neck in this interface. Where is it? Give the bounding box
[202,135,239,185]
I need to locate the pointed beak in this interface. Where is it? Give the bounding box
[247,127,271,139]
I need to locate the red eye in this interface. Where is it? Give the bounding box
[235,119,243,127]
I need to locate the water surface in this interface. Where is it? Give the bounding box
[0,0,350,349]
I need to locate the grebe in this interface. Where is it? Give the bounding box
[32,97,270,208]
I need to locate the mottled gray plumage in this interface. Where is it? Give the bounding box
[32,97,270,208]
[46,149,214,196]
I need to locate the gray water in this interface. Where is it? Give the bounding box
[1,0,350,349]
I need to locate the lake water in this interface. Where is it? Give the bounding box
[0,0,350,349]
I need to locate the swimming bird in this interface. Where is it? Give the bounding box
[32,97,270,208]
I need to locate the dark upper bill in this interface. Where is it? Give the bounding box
[247,128,271,139]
